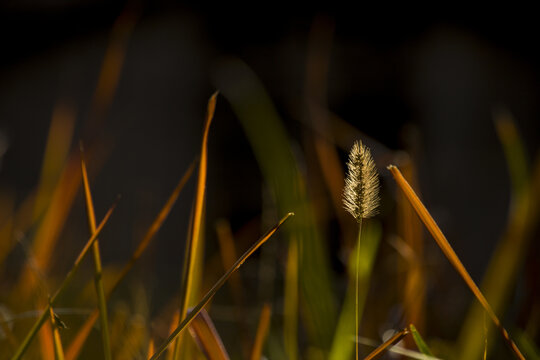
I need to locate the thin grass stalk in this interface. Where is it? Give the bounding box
[363,328,409,360]
[149,212,294,360]
[80,151,112,360]
[49,306,65,360]
[65,161,194,360]
[173,92,218,359]
[387,164,525,360]
[10,201,117,360]
[355,218,362,360]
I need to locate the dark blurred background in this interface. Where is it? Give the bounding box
[0,1,539,356]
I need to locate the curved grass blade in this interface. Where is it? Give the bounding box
[387,165,525,360]
[149,212,294,360]
[363,328,409,360]
[80,148,111,360]
[409,324,433,356]
[65,161,195,360]
[215,59,336,350]
[10,200,117,360]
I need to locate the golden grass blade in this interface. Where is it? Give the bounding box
[149,212,294,360]
[173,92,218,359]
[397,159,425,334]
[387,165,525,360]
[166,311,180,360]
[64,311,98,360]
[188,309,230,360]
[147,339,155,360]
[179,92,218,320]
[284,237,298,360]
[39,318,55,360]
[250,303,272,360]
[363,328,409,360]
[65,161,195,360]
[33,102,75,222]
[10,200,117,360]
[80,148,112,360]
[49,307,65,360]
[215,219,243,307]
[86,6,137,134]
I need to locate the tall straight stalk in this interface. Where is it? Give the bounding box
[355,218,362,360]
[81,153,112,360]
[343,140,380,360]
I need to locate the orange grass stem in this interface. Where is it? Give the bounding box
[387,165,525,360]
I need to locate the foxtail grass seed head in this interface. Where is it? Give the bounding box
[343,140,380,220]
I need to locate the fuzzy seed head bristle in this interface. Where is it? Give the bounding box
[343,140,380,220]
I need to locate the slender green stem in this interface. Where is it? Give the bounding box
[355,217,363,360]
[10,201,116,360]
[150,212,293,360]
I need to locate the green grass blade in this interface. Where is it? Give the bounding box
[215,58,337,351]
[458,111,537,359]
[329,220,381,360]
[409,324,434,356]
[515,330,540,360]
[149,213,293,360]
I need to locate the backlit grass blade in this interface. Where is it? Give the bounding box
[147,339,155,360]
[188,309,230,360]
[409,324,433,356]
[250,303,272,360]
[215,220,243,309]
[215,59,337,350]
[173,92,217,359]
[166,311,180,360]
[19,152,82,299]
[363,328,409,360]
[387,165,525,360]
[80,148,111,360]
[33,102,75,223]
[10,200,117,360]
[86,5,137,133]
[149,212,294,360]
[329,221,381,360]
[458,111,539,359]
[397,159,426,334]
